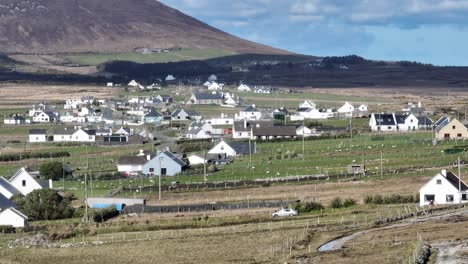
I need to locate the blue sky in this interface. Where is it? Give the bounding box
[160,0,468,66]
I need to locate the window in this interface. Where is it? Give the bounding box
[388,126,392,129]
[453,125,456,129]
[22,180,26,187]
[445,134,450,139]
[89,136,93,140]
[161,168,167,176]
[446,195,454,203]
[220,146,224,150]
[436,179,442,184]
[149,168,154,173]
[462,194,468,201]
[36,137,39,140]
[238,133,242,136]
[424,194,435,202]
[458,134,462,138]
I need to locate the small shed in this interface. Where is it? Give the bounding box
[0,208,28,228]
[347,164,366,175]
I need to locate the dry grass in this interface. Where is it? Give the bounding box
[144,176,429,206]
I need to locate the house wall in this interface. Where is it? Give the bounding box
[419,173,468,206]
[239,111,262,120]
[436,120,468,140]
[29,134,47,143]
[117,164,143,173]
[0,209,27,228]
[142,154,183,176]
[9,170,44,196]
[399,114,419,131]
[53,130,95,142]
[208,142,237,157]
[188,155,206,165]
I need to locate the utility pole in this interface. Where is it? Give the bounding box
[380,151,383,180]
[84,172,88,223]
[302,121,305,160]
[203,149,207,183]
[459,156,462,204]
[159,157,164,200]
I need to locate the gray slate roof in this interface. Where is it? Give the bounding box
[117,156,148,165]
[445,171,468,191]
[0,177,18,195]
[226,142,255,155]
[252,126,297,137]
[374,113,396,126]
[194,92,223,100]
[29,129,46,135]
[161,151,187,167]
[0,193,15,211]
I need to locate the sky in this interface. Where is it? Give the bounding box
[159,0,468,66]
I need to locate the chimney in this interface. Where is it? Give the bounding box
[146,154,151,161]
[441,169,447,177]
[252,104,256,109]
[244,119,247,129]
[418,102,422,108]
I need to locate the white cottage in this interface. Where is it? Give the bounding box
[337,102,355,116]
[237,84,251,92]
[0,208,28,228]
[419,170,468,206]
[8,168,52,196]
[28,129,47,143]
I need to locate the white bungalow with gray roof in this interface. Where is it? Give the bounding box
[208,140,256,157]
[172,109,202,121]
[237,105,262,120]
[189,92,224,105]
[142,151,187,177]
[3,167,52,197]
[419,170,468,206]
[29,129,47,143]
[32,111,58,123]
[53,128,96,142]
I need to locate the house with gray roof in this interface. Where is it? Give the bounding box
[208,140,256,157]
[53,128,96,142]
[189,92,224,105]
[172,109,202,121]
[142,151,187,176]
[29,129,47,143]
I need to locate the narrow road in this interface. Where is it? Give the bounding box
[433,242,468,264]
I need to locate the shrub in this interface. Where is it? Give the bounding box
[16,189,75,221]
[295,201,324,213]
[343,198,357,207]
[0,151,70,162]
[92,207,119,223]
[364,194,418,204]
[40,161,65,181]
[330,197,343,209]
[0,225,15,234]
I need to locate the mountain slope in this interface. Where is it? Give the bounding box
[0,0,289,55]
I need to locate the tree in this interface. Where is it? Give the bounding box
[39,161,64,181]
[15,189,75,221]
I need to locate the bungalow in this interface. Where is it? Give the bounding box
[436,119,468,140]
[232,120,273,139]
[296,126,321,137]
[337,102,355,117]
[189,92,224,105]
[203,81,212,87]
[142,151,187,177]
[254,86,272,94]
[298,100,316,110]
[96,128,112,137]
[53,128,96,142]
[187,154,207,166]
[4,115,27,125]
[117,156,148,175]
[419,170,468,206]
[156,95,174,104]
[114,127,132,136]
[28,129,47,143]
[128,80,139,87]
[237,84,251,92]
[32,111,57,123]
[369,113,397,132]
[142,111,163,124]
[238,105,262,120]
[357,104,368,112]
[165,75,176,82]
[297,108,331,120]
[208,141,256,157]
[252,126,297,140]
[0,208,28,228]
[172,109,202,121]
[208,82,223,90]
[417,116,434,130]
[186,122,214,139]
[394,113,419,131]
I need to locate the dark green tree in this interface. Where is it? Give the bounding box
[15,189,75,221]
[39,161,64,181]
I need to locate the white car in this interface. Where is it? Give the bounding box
[271,208,298,217]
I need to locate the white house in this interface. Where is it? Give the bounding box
[0,208,28,228]
[32,111,57,123]
[369,113,398,132]
[8,167,52,196]
[208,74,217,82]
[208,141,256,157]
[28,129,47,143]
[299,100,316,110]
[337,102,355,117]
[165,75,176,81]
[53,128,96,142]
[65,99,83,110]
[395,113,419,131]
[237,84,252,92]
[128,80,139,87]
[78,106,95,117]
[4,115,27,125]
[117,156,148,175]
[208,82,223,90]
[142,151,187,177]
[419,170,468,206]
[203,81,212,87]
[297,108,331,120]
[238,105,262,120]
[357,104,368,112]
[207,114,234,126]
[188,154,207,166]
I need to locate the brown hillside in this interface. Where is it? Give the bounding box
[0,0,290,55]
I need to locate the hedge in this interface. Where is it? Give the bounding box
[0,151,70,162]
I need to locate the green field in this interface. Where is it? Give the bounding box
[64,49,235,66]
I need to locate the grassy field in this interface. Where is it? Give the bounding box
[64,49,235,66]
